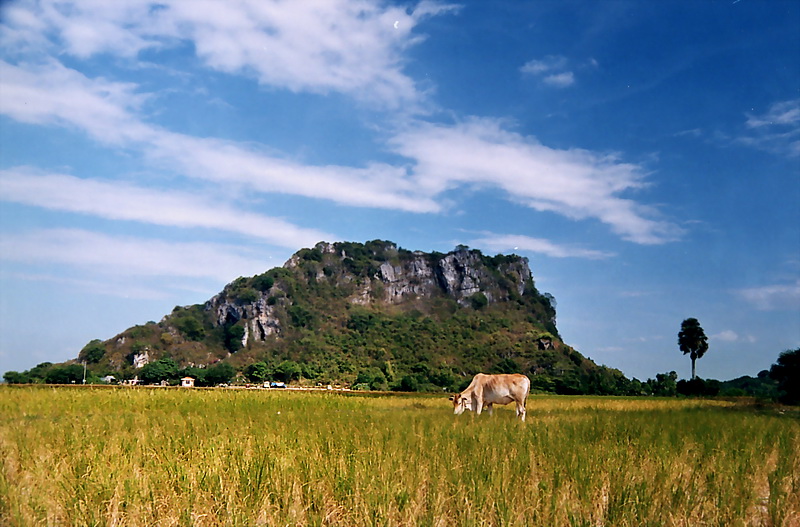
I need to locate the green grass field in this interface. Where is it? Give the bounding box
[1,386,798,526]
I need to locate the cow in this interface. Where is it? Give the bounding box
[451,373,530,421]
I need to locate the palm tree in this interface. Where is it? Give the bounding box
[678,318,708,380]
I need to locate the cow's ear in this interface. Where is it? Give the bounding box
[448,395,454,401]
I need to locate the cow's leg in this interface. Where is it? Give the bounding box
[473,394,483,416]
[486,403,493,416]
[516,399,526,422]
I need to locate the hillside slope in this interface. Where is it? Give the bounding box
[73,240,630,393]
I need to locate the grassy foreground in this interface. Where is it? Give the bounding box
[1,387,798,526]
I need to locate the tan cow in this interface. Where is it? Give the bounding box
[452,373,530,421]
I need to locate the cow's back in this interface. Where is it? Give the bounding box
[480,373,529,403]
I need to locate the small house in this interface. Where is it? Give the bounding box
[181,377,195,388]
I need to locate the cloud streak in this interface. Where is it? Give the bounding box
[1,0,460,109]
[0,228,271,283]
[1,59,681,243]
[469,233,614,260]
[739,280,800,311]
[0,167,333,248]
[521,55,576,88]
[392,118,682,244]
[740,99,800,158]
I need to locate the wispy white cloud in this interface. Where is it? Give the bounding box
[1,59,679,244]
[0,167,333,248]
[0,59,151,146]
[469,232,613,260]
[0,60,437,213]
[520,55,568,75]
[1,0,460,109]
[521,55,575,88]
[0,228,271,282]
[543,71,575,87]
[710,330,757,344]
[392,118,682,244]
[738,280,800,311]
[739,99,800,158]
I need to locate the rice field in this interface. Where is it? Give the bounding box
[1,386,798,526]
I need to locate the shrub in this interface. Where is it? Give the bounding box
[470,292,489,310]
[78,340,106,364]
[251,273,275,292]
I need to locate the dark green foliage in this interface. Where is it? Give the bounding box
[354,368,388,391]
[27,362,53,383]
[677,377,721,397]
[288,305,313,328]
[273,360,302,382]
[251,273,275,292]
[347,310,378,332]
[223,324,245,353]
[770,348,800,405]
[236,288,259,304]
[718,372,779,399]
[491,358,520,374]
[172,308,207,341]
[79,340,106,364]
[470,292,488,310]
[299,248,323,262]
[45,364,85,384]
[335,240,394,277]
[244,362,270,382]
[204,363,236,386]
[647,371,678,397]
[397,375,419,392]
[139,358,179,384]
[3,371,27,384]
[678,318,709,379]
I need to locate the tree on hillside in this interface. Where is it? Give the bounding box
[139,358,179,384]
[79,340,106,364]
[678,318,708,379]
[770,348,799,405]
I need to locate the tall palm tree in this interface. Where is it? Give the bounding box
[678,318,708,380]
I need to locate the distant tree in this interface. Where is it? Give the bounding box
[397,375,420,392]
[678,318,708,379]
[3,371,28,384]
[770,348,799,405]
[273,361,301,383]
[26,362,54,383]
[677,377,720,397]
[174,316,205,341]
[79,340,106,364]
[251,273,274,292]
[45,364,84,384]
[648,371,678,397]
[139,358,179,384]
[223,324,246,353]
[205,363,236,386]
[491,358,520,374]
[470,292,489,310]
[288,305,313,328]
[245,362,270,383]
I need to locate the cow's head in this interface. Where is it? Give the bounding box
[452,393,470,415]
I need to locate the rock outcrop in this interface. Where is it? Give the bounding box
[205,242,537,347]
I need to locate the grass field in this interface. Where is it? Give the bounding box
[1,386,798,526]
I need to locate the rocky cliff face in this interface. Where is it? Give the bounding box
[206,242,538,347]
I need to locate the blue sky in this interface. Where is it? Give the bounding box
[1,0,798,381]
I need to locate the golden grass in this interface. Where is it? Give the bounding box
[1,386,798,526]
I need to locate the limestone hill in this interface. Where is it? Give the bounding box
[75,240,631,393]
